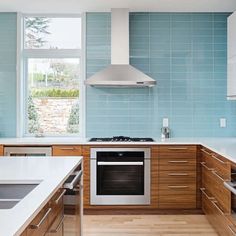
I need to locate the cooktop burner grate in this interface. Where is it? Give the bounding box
[89,136,154,142]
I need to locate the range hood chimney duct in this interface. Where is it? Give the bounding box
[85,8,156,88]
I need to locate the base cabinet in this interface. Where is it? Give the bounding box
[21,189,65,236]
[202,192,234,236]
[52,145,82,156]
[201,147,232,235]
[0,145,3,156]
[158,145,197,209]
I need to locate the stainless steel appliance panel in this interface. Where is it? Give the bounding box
[4,146,52,156]
[90,147,150,205]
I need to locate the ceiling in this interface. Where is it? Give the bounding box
[0,0,235,13]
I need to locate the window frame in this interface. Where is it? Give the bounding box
[17,13,86,138]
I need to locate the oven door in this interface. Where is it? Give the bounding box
[90,148,150,205]
[97,161,144,195]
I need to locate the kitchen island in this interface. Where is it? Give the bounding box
[0,156,82,236]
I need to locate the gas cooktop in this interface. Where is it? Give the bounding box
[89,136,154,142]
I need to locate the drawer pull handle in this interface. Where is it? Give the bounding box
[212,171,229,182]
[200,162,214,171]
[60,147,77,150]
[201,149,211,155]
[168,185,189,189]
[168,173,189,176]
[55,189,66,204]
[228,225,236,235]
[168,161,188,163]
[211,200,225,216]
[211,154,227,165]
[200,188,215,200]
[30,208,52,229]
[48,215,64,233]
[168,147,188,150]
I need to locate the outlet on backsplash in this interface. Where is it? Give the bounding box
[220,118,226,128]
[162,118,169,127]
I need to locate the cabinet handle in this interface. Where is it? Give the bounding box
[168,173,189,176]
[200,162,214,171]
[168,160,188,163]
[30,208,52,229]
[72,185,83,192]
[55,189,66,204]
[200,188,215,200]
[211,154,227,165]
[211,200,225,216]
[212,171,229,182]
[48,216,64,233]
[60,147,77,150]
[228,225,236,235]
[168,147,188,150]
[168,185,189,189]
[201,149,211,155]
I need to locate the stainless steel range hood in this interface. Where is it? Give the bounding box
[85,9,156,88]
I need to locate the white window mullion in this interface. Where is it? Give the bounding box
[23,49,82,59]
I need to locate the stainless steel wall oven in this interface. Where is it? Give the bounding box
[90,148,150,205]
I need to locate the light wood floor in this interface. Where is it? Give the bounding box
[64,215,218,236]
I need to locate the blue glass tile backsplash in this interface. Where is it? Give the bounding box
[86,12,236,138]
[0,13,17,137]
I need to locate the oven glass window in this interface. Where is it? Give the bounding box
[96,151,144,195]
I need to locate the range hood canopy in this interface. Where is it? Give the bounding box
[85,8,156,88]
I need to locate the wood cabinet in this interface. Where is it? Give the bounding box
[52,145,83,212]
[200,147,232,235]
[0,145,3,156]
[158,145,197,209]
[227,12,236,99]
[21,188,65,236]
[52,145,82,156]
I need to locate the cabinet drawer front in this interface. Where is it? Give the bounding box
[47,208,64,235]
[27,205,50,236]
[159,170,196,183]
[202,166,231,214]
[159,158,196,171]
[0,145,3,156]
[202,193,234,236]
[159,145,197,154]
[201,148,230,180]
[52,145,82,156]
[159,183,196,195]
[159,194,196,209]
[49,189,65,224]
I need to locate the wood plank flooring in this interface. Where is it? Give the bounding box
[64,215,218,236]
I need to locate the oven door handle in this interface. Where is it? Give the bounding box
[97,161,144,166]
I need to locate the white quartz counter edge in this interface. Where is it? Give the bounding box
[0,157,82,236]
[1,137,236,163]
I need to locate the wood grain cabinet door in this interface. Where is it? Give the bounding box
[158,145,197,209]
[0,145,3,156]
[26,205,51,236]
[52,145,82,156]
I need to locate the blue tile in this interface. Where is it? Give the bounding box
[86,12,236,138]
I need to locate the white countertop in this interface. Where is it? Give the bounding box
[1,137,236,163]
[0,157,82,236]
[0,137,235,235]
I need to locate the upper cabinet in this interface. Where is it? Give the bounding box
[227,12,236,99]
[228,12,236,59]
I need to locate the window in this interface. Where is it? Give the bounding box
[20,15,83,136]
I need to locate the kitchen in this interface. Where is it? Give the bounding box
[0,0,236,235]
